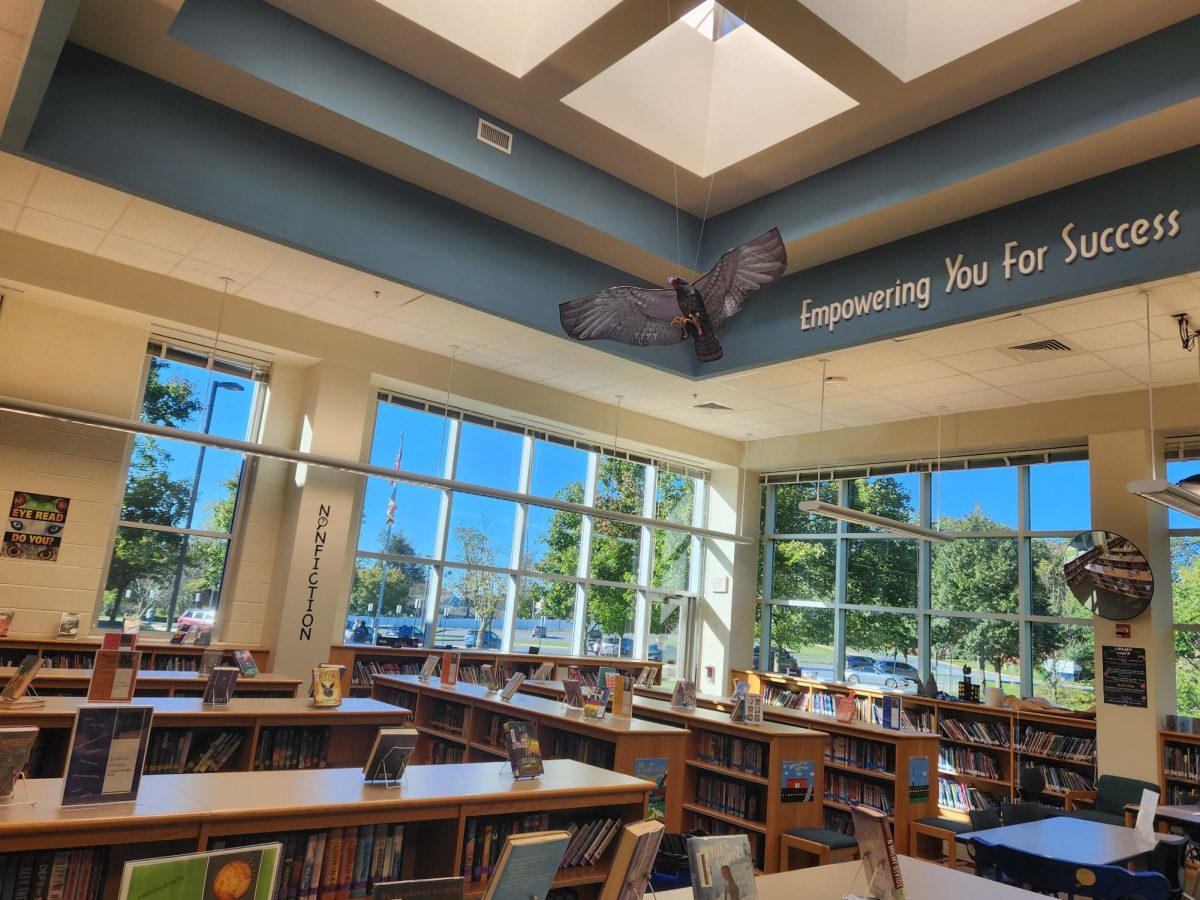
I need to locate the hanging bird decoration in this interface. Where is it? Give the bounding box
[559,227,786,363]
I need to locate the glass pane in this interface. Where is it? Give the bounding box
[845,611,918,691]
[1173,536,1200,624]
[455,422,523,491]
[846,474,919,532]
[1031,537,1078,616]
[656,472,696,525]
[583,585,635,659]
[929,616,1019,697]
[1029,461,1090,531]
[438,567,510,650]
[522,506,581,576]
[1030,622,1095,711]
[120,436,243,533]
[445,495,516,569]
[140,358,256,440]
[846,538,918,607]
[771,539,835,601]
[773,482,837,534]
[358,482,441,559]
[934,467,1018,531]
[595,457,645,513]
[931,539,1019,613]
[529,440,588,502]
[1166,460,1200,528]
[516,578,575,655]
[651,595,685,682]
[591,517,641,584]
[347,558,430,645]
[653,529,691,591]
[761,606,834,678]
[370,401,451,477]
[1176,631,1200,716]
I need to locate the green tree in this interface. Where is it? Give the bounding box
[349,532,427,620]
[451,523,508,636]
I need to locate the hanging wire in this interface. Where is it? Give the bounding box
[1144,290,1158,480]
[935,406,945,531]
[816,359,828,492]
[612,394,624,451]
[439,346,459,474]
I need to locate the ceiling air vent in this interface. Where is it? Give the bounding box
[477,118,513,154]
[1002,338,1075,362]
[694,401,733,411]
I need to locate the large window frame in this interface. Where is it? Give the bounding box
[352,392,708,670]
[758,450,1094,700]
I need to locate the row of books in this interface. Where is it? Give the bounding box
[1023,764,1093,793]
[938,717,1010,747]
[1167,784,1198,804]
[0,849,106,900]
[1015,727,1095,762]
[823,808,855,836]
[938,779,1001,813]
[427,739,465,764]
[429,701,468,735]
[462,815,615,883]
[1164,714,1200,733]
[551,733,615,770]
[36,652,95,669]
[145,728,244,774]
[760,686,806,711]
[825,774,894,814]
[827,736,893,772]
[689,816,764,870]
[483,714,530,748]
[695,774,763,822]
[696,731,768,777]
[351,659,417,686]
[1164,744,1200,781]
[255,727,332,771]
[212,824,405,899]
[938,746,1002,780]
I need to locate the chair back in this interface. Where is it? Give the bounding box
[1149,834,1189,892]
[1001,799,1046,826]
[969,806,1002,831]
[1018,766,1047,802]
[966,837,1171,900]
[1095,774,1160,818]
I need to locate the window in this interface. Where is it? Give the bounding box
[352,393,709,664]
[99,345,266,636]
[758,454,1093,700]
[1168,455,1200,714]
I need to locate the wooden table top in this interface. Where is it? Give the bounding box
[0,696,409,722]
[655,856,1042,900]
[0,667,301,686]
[958,816,1167,865]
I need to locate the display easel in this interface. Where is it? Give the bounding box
[2,773,37,808]
[375,746,410,791]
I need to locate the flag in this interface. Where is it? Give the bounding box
[388,435,404,483]
[384,434,403,527]
[386,497,397,528]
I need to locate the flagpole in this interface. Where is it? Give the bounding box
[373,435,403,638]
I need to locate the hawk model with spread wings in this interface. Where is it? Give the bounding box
[558,227,787,363]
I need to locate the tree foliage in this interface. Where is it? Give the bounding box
[349,532,427,619]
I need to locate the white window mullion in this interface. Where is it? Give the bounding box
[572,452,599,655]
[501,435,534,652]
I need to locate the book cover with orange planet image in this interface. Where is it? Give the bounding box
[119,843,281,900]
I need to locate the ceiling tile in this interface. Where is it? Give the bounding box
[851,359,960,391]
[502,360,569,383]
[716,360,820,392]
[574,358,655,385]
[168,259,252,293]
[1061,322,1148,352]
[0,0,37,59]
[539,345,611,373]
[95,233,183,274]
[441,311,524,346]
[823,403,922,427]
[544,373,604,396]
[111,199,216,255]
[720,403,794,426]
[15,208,104,253]
[823,342,932,375]
[237,278,315,311]
[1092,339,1185,370]
[0,152,37,205]
[457,346,525,370]
[621,395,678,414]
[1004,369,1140,401]
[902,315,1053,357]
[904,387,1025,414]
[939,348,1022,373]
[1025,291,1147,333]
[325,273,423,313]
[496,329,578,360]
[258,252,359,296]
[385,293,467,331]
[1120,358,1199,385]
[789,390,889,416]
[24,167,131,229]
[974,353,1113,387]
[356,316,428,344]
[188,225,291,277]
[872,374,992,402]
[407,331,480,356]
[755,381,826,405]
[297,298,373,329]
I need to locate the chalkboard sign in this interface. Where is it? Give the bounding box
[1102,645,1147,708]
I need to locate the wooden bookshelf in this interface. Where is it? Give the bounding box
[372,674,687,831]
[0,696,412,777]
[0,637,270,672]
[735,668,1097,822]
[329,643,662,696]
[631,697,828,873]
[1159,729,1200,803]
[0,760,649,900]
[0,667,301,698]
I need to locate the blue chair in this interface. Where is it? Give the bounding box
[966,837,1171,900]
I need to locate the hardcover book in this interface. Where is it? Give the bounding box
[480,664,498,691]
[835,694,857,723]
[364,727,419,783]
[312,664,343,707]
[882,696,902,731]
[442,651,461,687]
[671,680,696,711]
[418,655,439,682]
[0,726,38,798]
[118,842,281,900]
[169,627,189,644]
[685,836,756,900]
[0,610,13,637]
[612,676,633,719]
[598,667,617,696]
[61,705,153,807]
[499,672,525,702]
[233,649,260,677]
[530,662,553,681]
[203,666,240,706]
[102,632,138,651]
[191,626,213,646]
[57,612,81,640]
[635,667,653,688]
[481,831,571,900]
[374,877,464,900]
[87,650,142,703]
[0,655,44,706]
[199,649,224,676]
[729,694,746,724]
[502,720,544,778]
[849,805,904,900]
[122,617,141,635]
[599,821,664,900]
[583,688,609,720]
[561,679,585,709]
[567,665,582,684]
[744,693,763,725]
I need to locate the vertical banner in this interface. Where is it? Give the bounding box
[4,491,70,561]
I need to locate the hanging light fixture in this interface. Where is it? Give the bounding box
[1128,291,1200,519]
[797,361,952,542]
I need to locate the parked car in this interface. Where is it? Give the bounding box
[599,635,634,657]
[177,608,216,631]
[872,659,920,680]
[845,662,918,690]
[845,654,875,669]
[465,628,502,649]
[648,644,676,664]
[752,643,798,672]
[377,624,424,646]
[531,625,549,638]
[344,620,375,644]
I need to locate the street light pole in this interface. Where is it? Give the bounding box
[163,380,244,633]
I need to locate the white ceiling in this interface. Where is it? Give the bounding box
[2,151,1200,444]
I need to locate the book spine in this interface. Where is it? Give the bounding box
[464,820,477,881]
[30,852,52,900]
[338,827,356,900]
[44,851,68,900]
[300,835,318,900]
[370,824,388,889]
[318,828,342,899]
[391,824,404,880]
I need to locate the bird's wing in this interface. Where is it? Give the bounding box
[694,227,787,330]
[559,286,682,346]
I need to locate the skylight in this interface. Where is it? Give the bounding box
[682,1,746,41]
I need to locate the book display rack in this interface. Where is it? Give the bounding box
[0,637,270,672]
[0,667,300,698]
[371,674,687,830]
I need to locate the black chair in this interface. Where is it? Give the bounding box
[967,837,1171,899]
[1002,799,1046,826]
[1149,834,1189,900]
[1019,766,1047,802]
[969,806,1002,831]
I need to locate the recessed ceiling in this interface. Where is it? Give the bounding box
[801,0,1082,82]
[563,2,857,176]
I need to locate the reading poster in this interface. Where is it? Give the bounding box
[4,491,70,561]
[780,760,815,803]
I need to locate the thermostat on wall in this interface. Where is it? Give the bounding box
[710,576,730,594]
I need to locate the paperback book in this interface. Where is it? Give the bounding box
[203,666,240,706]
[744,693,763,725]
[599,667,617,696]
[671,680,696,711]
[599,820,664,900]
[0,610,13,637]
[118,842,281,900]
[562,679,585,709]
[191,626,214,646]
[169,627,190,644]
[635,667,653,688]
[443,651,461,687]
[102,632,138,651]
[62,705,153,807]
[849,805,904,900]
[199,649,224,677]
[503,720,544,779]
[583,688,608,720]
[612,676,633,719]
[233,649,259,677]
[685,836,756,900]
[365,727,419,783]
[87,650,142,702]
[481,664,500,691]
[0,726,38,798]
[835,694,857,723]
[374,876,465,900]
[418,655,439,682]
[499,672,525,702]
[57,612,81,640]
[122,617,141,635]
[530,662,553,681]
[0,654,44,706]
[481,831,571,900]
[312,664,343,707]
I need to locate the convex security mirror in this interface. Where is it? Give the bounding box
[1063,530,1153,620]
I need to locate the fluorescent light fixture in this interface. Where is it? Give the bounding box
[798,499,953,542]
[1127,478,1200,521]
[0,393,752,546]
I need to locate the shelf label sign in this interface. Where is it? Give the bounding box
[781,760,815,803]
[4,491,70,562]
